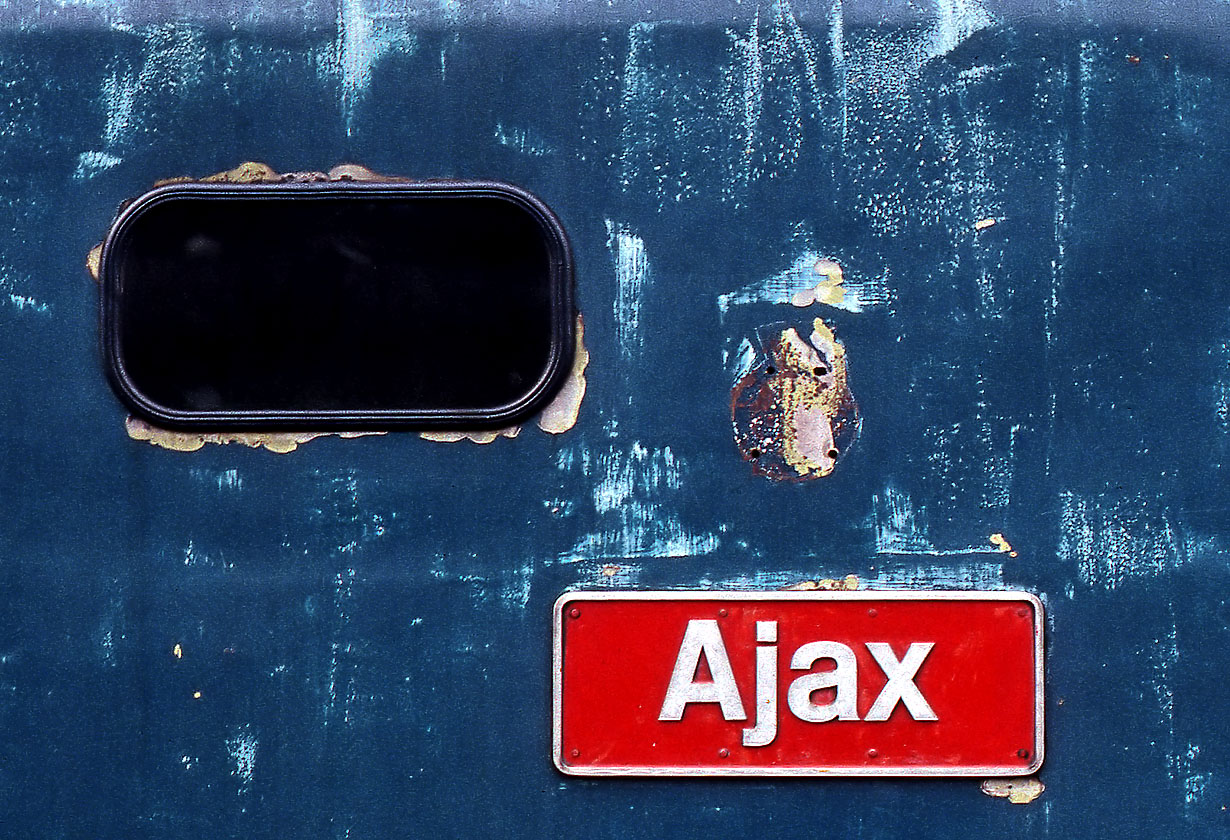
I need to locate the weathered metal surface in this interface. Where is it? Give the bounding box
[0,1,1226,838]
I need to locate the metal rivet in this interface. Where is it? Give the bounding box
[718,748,729,758]
[569,608,581,618]
[718,609,728,618]
[1017,748,1030,759]
[571,748,580,758]
[868,608,878,618]
[867,748,878,758]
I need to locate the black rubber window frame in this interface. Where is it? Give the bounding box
[99,179,575,431]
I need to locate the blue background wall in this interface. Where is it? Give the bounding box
[0,1,1225,836]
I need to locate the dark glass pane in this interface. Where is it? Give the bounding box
[102,184,573,427]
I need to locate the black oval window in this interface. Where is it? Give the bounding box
[100,181,574,429]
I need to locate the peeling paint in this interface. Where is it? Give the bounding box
[126,416,382,454]
[783,574,859,591]
[732,317,859,480]
[538,316,590,435]
[420,427,521,445]
[981,777,1044,804]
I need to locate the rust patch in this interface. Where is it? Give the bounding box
[784,574,859,591]
[126,417,383,454]
[732,317,860,481]
[981,777,1045,804]
[96,162,585,452]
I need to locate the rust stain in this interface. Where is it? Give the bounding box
[126,416,382,454]
[732,317,860,481]
[790,258,846,308]
[784,574,859,591]
[981,777,1045,804]
[989,533,1019,558]
[601,564,621,577]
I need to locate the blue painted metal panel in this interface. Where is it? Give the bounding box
[0,1,1225,837]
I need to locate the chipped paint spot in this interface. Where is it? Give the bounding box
[989,533,1018,558]
[974,217,997,231]
[601,564,621,577]
[126,416,382,454]
[192,690,202,700]
[732,317,859,480]
[784,574,859,591]
[981,777,1044,804]
[172,643,182,659]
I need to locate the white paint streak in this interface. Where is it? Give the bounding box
[73,150,121,179]
[329,0,417,136]
[606,220,648,360]
[225,726,258,794]
[1059,491,1184,590]
[562,443,718,561]
[929,0,994,59]
[717,251,891,313]
[494,122,554,157]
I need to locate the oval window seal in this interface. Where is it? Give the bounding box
[100,180,575,430]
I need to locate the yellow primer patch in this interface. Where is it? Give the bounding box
[419,427,522,444]
[125,417,383,454]
[537,316,589,435]
[989,533,1019,558]
[981,777,1044,804]
[86,244,102,282]
[784,574,859,591]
